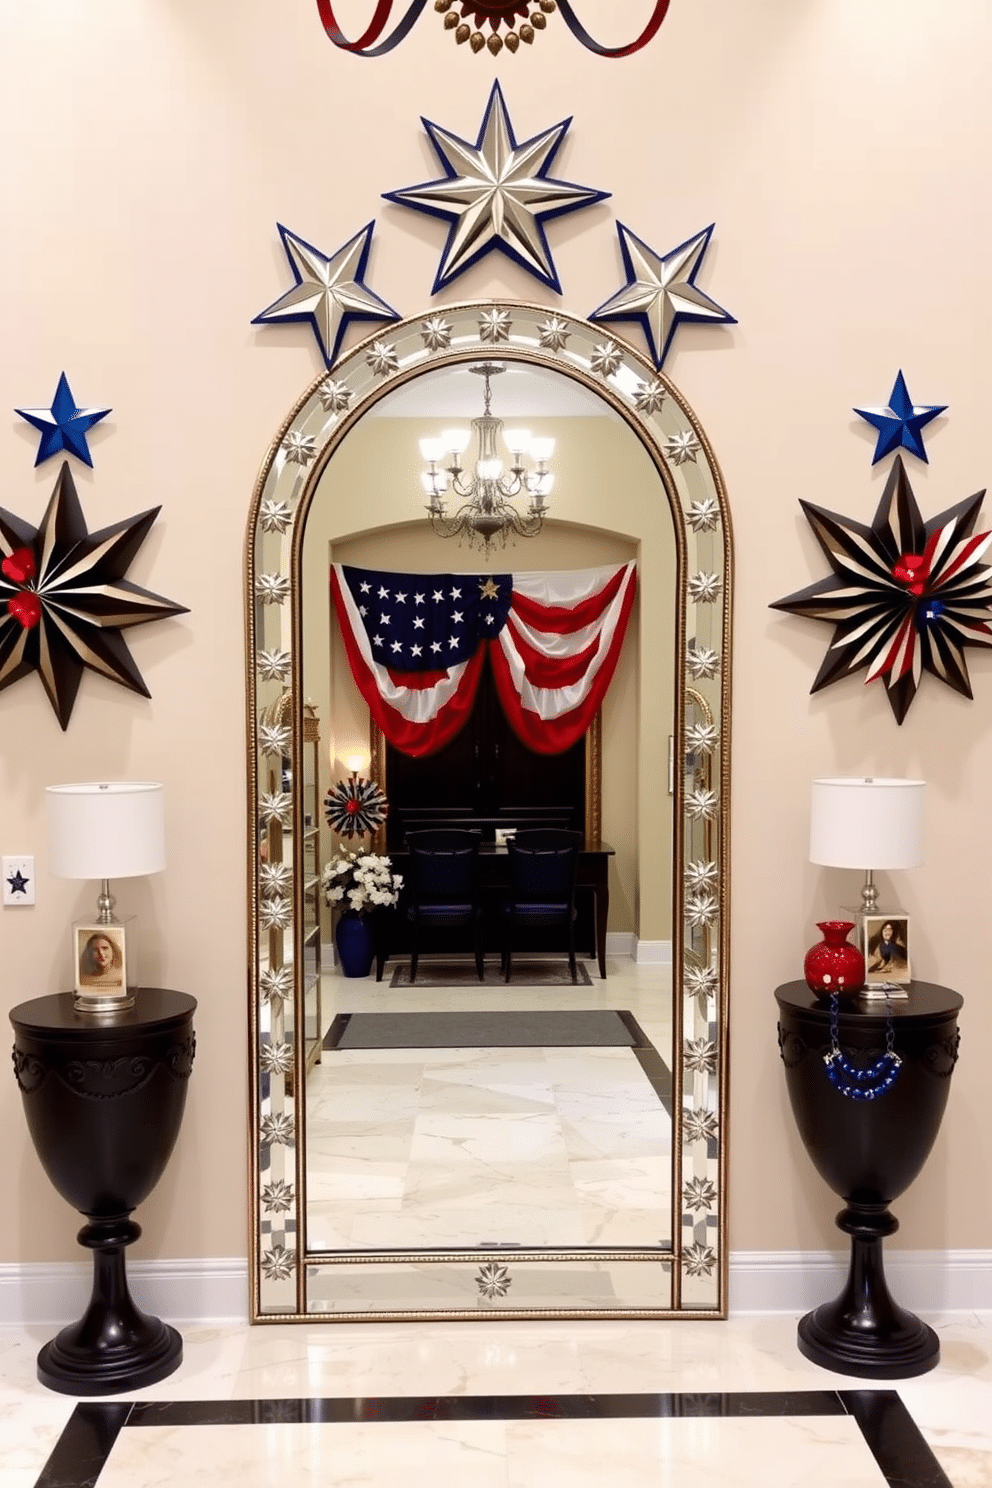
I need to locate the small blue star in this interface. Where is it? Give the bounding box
[5,868,29,896]
[16,372,111,467]
[854,370,946,465]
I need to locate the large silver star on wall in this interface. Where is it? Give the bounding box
[383,80,609,293]
[591,222,736,370]
[252,221,400,369]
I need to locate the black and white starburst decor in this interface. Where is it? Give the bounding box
[0,462,188,729]
[324,773,389,838]
[771,456,992,724]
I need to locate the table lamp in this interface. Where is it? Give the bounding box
[46,781,166,1013]
[809,776,925,915]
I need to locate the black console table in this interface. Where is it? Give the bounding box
[775,979,961,1379]
[10,988,196,1395]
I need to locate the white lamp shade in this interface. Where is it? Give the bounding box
[809,777,925,870]
[46,782,166,880]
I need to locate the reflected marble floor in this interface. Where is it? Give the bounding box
[3,1313,988,1487]
[306,958,675,1252]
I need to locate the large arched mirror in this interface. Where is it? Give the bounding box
[247,304,731,1320]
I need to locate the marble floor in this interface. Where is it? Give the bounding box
[2,1312,988,1487]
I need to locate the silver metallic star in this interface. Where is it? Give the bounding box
[683,1108,718,1144]
[252,220,399,370]
[476,1260,513,1299]
[686,860,718,892]
[261,1244,296,1281]
[367,341,399,376]
[258,722,291,757]
[685,892,719,929]
[665,431,702,465]
[259,499,293,535]
[683,1242,718,1278]
[686,497,720,533]
[684,961,718,1002]
[257,649,291,681]
[634,380,667,415]
[591,222,736,370]
[688,572,722,604]
[282,431,317,467]
[686,787,719,821]
[686,646,719,680]
[384,81,608,293]
[479,306,512,343]
[590,341,623,378]
[260,966,293,1005]
[261,1179,295,1214]
[260,862,293,895]
[256,573,290,605]
[260,896,292,931]
[684,1038,718,1075]
[683,1177,718,1213]
[686,723,719,754]
[318,379,352,413]
[259,791,292,826]
[421,315,452,351]
[260,1111,296,1146]
[538,315,570,351]
[260,1042,294,1075]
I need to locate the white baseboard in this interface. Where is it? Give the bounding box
[4,1251,988,1327]
[729,1250,992,1316]
[632,937,672,964]
[0,1258,249,1327]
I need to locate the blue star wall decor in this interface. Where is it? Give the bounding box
[590,222,736,371]
[853,370,947,465]
[15,372,111,467]
[383,80,609,294]
[252,221,400,370]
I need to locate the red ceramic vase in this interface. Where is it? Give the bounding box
[803,920,865,997]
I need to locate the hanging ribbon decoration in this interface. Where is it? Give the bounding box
[315,1,670,56]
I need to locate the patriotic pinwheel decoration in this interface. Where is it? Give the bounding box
[770,456,992,724]
[324,774,389,838]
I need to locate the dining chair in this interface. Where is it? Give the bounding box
[500,828,583,983]
[404,829,484,983]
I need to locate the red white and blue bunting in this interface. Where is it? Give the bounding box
[332,560,637,756]
[315,2,671,58]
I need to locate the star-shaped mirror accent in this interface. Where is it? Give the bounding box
[590,222,735,370]
[770,456,992,723]
[384,80,609,293]
[15,372,111,467]
[252,221,400,370]
[0,462,188,729]
[853,370,947,465]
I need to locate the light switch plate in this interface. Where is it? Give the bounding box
[2,856,35,905]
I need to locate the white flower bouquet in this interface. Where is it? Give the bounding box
[321,850,402,916]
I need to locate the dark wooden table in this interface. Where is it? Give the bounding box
[376,841,615,980]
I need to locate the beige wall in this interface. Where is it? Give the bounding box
[2,3,990,1268]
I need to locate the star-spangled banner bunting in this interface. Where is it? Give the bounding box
[383,80,609,294]
[770,456,992,724]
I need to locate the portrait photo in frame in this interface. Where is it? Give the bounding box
[863,913,910,986]
[74,923,127,999]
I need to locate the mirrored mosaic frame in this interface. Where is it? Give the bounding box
[246,304,732,1321]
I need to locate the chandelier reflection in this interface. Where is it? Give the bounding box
[419,363,554,551]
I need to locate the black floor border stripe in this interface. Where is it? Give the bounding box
[34,1402,132,1488]
[34,1389,950,1488]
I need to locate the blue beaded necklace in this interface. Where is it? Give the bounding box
[823,989,902,1100]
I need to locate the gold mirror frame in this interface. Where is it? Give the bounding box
[246,303,732,1320]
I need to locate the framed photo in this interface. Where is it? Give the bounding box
[863,913,910,986]
[74,923,127,998]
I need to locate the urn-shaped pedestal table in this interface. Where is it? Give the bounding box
[10,988,196,1395]
[775,980,961,1379]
